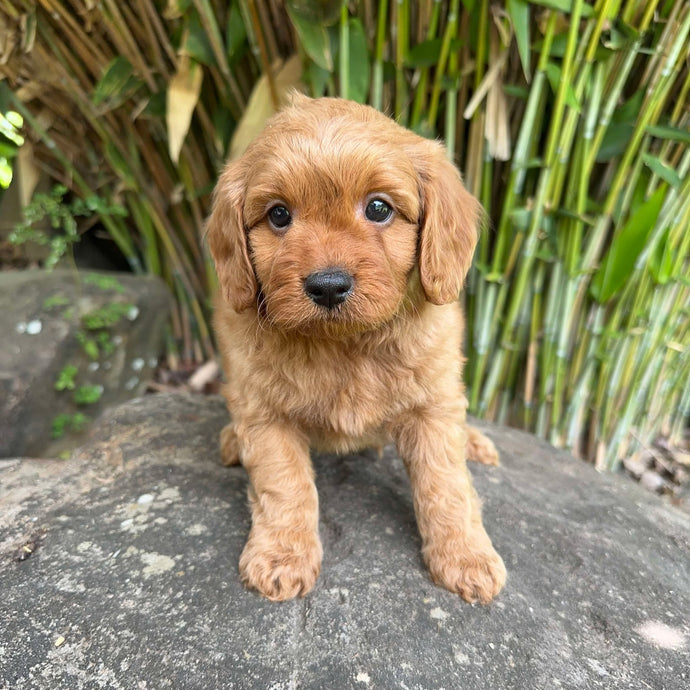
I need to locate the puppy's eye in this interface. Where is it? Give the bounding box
[268,205,292,230]
[365,198,393,223]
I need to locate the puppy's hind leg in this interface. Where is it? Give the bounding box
[465,426,500,466]
[220,423,241,466]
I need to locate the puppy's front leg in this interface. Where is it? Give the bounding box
[237,421,322,601]
[393,406,506,603]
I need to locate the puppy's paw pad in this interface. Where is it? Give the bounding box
[466,430,500,466]
[220,424,241,466]
[427,548,506,604]
[239,536,322,601]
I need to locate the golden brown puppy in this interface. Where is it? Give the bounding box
[208,94,506,604]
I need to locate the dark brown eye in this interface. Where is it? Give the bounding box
[365,198,393,223]
[268,205,291,230]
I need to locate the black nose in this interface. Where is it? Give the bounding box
[304,269,354,309]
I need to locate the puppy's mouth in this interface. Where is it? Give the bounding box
[258,265,409,338]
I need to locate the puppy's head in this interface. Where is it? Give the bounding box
[207,95,480,335]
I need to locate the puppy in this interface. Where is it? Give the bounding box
[207,94,506,604]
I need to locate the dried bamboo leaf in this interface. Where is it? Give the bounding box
[0,14,17,65]
[167,54,203,164]
[229,54,302,160]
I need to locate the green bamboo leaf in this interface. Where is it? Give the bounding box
[226,1,247,62]
[529,0,594,16]
[648,227,673,285]
[596,88,644,159]
[646,124,690,144]
[507,0,531,80]
[545,63,580,111]
[141,91,167,119]
[286,0,342,24]
[303,62,329,97]
[0,81,10,112]
[183,11,216,66]
[287,7,333,71]
[503,84,529,98]
[405,38,443,68]
[590,186,666,303]
[642,154,682,188]
[596,123,633,161]
[93,57,142,107]
[0,142,18,158]
[533,35,612,61]
[105,141,136,188]
[347,18,370,104]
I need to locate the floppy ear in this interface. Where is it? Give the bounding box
[206,160,257,312]
[412,141,482,305]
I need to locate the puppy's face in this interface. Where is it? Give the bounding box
[208,96,480,336]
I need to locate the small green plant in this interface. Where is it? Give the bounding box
[51,412,89,440]
[9,185,127,269]
[49,273,135,442]
[42,295,71,310]
[74,385,103,406]
[74,330,99,360]
[54,365,78,391]
[96,331,116,356]
[82,273,126,293]
[81,302,135,330]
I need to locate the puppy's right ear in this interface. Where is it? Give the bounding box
[206,160,257,312]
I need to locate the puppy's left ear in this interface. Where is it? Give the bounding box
[412,141,482,305]
[206,160,258,312]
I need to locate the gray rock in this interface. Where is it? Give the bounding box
[0,269,170,457]
[0,393,688,689]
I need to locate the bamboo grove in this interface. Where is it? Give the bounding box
[1,0,688,470]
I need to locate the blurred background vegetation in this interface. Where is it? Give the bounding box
[0,0,688,471]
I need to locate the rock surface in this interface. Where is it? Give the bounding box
[0,269,170,457]
[1,393,688,689]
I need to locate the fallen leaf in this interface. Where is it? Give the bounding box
[188,360,220,392]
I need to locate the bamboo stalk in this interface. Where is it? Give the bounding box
[394,0,410,123]
[371,0,389,111]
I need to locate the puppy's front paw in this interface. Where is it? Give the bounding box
[239,531,322,601]
[425,543,506,604]
[465,427,500,466]
[219,424,241,466]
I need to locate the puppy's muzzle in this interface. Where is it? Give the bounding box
[304,268,354,310]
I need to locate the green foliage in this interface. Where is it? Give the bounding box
[287,5,333,70]
[0,107,23,189]
[93,57,143,109]
[42,295,71,310]
[81,273,126,293]
[51,413,89,440]
[81,302,135,330]
[54,365,78,391]
[48,272,133,441]
[3,0,688,471]
[591,187,666,304]
[74,385,104,406]
[75,330,100,360]
[9,185,127,269]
